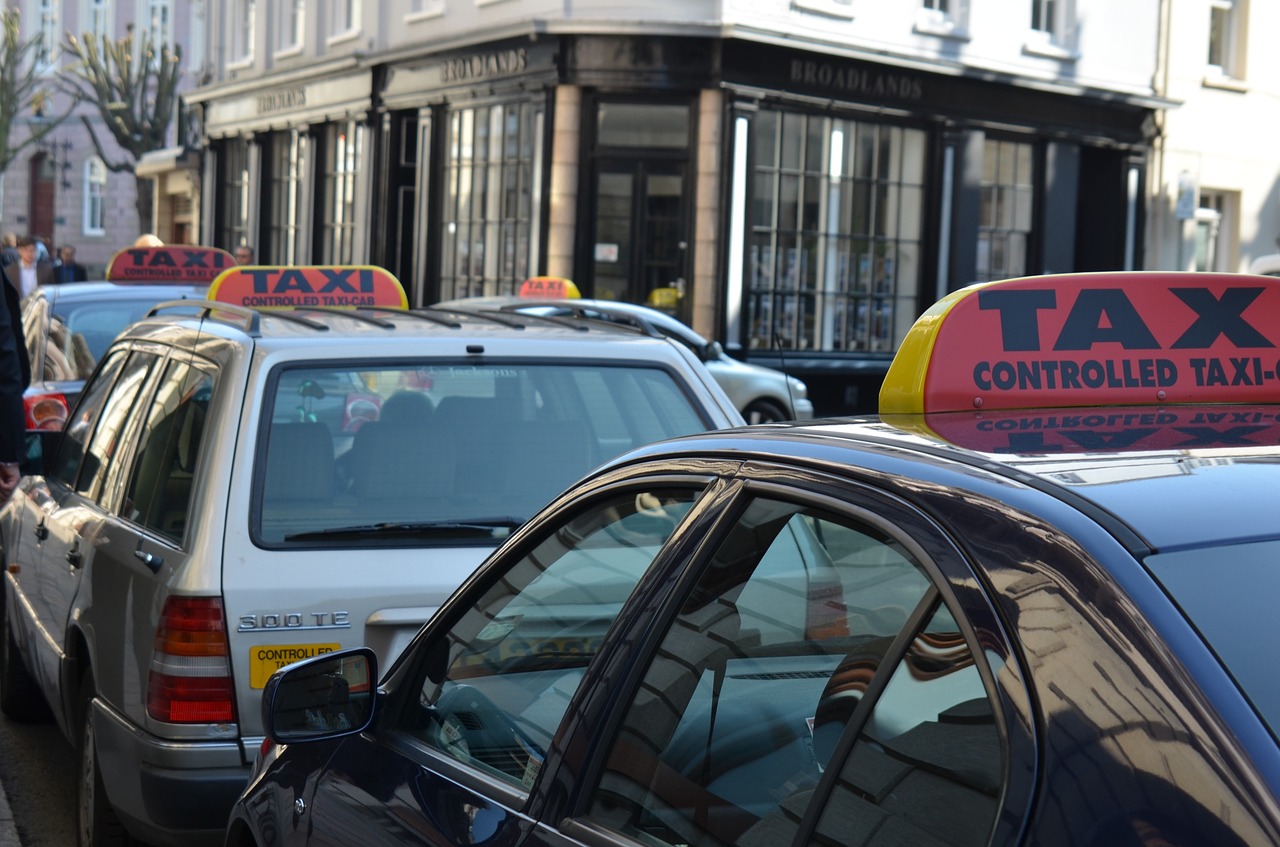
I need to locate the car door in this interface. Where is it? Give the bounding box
[533,470,1034,847]
[290,481,722,846]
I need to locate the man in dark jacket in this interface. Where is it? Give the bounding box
[1,235,54,299]
[0,262,31,503]
[54,245,88,282]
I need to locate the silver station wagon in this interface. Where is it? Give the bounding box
[0,267,743,847]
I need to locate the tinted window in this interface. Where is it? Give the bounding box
[397,487,704,791]
[76,352,158,498]
[123,359,216,544]
[256,363,710,545]
[587,498,1003,847]
[50,348,127,485]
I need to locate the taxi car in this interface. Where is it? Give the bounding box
[0,265,743,847]
[436,295,815,423]
[229,271,1280,847]
[20,245,233,430]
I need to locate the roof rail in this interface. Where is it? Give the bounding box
[144,299,337,336]
[496,301,662,338]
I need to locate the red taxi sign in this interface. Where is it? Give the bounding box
[105,246,236,283]
[881,272,1280,415]
[206,265,408,310]
[518,276,580,299]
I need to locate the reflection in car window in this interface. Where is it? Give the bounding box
[587,498,1004,847]
[76,352,158,500]
[124,360,216,544]
[399,487,704,791]
[50,349,127,487]
[256,362,709,545]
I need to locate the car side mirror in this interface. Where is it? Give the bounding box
[261,648,378,743]
[704,340,724,362]
[21,430,61,477]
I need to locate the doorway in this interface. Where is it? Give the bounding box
[29,152,54,245]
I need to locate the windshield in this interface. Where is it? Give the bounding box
[1146,540,1280,740]
[254,361,711,546]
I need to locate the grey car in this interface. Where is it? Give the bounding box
[435,297,815,423]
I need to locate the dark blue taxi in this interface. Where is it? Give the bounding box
[225,271,1280,847]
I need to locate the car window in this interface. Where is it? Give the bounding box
[74,352,160,500]
[50,348,128,486]
[586,497,1004,847]
[122,359,216,544]
[255,362,712,545]
[396,486,705,791]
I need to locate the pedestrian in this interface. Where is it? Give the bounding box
[1,235,54,299]
[134,233,164,247]
[0,245,30,505]
[234,244,254,264]
[0,233,17,267]
[54,245,88,283]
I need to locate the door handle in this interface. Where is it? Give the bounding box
[66,541,82,569]
[34,519,47,541]
[134,547,163,574]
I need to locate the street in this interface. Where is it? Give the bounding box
[0,713,77,846]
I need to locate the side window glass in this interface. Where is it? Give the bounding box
[123,360,216,544]
[50,348,127,485]
[75,352,158,499]
[587,498,1004,847]
[21,298,47,377]
[401,487,704,791]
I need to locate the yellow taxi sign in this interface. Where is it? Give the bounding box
[105,245,237,283]
[881,271,1280,415]
[207,265,409,310]
[249,643,342,688]
[518,276,580,299]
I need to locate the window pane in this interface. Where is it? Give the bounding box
[598,104,689,148]
[78,352,158,498]
[402,487,704,789]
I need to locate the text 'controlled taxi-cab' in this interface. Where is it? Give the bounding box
[232,271,1280,847]
[21,245,233,431]
[0,264,743,847]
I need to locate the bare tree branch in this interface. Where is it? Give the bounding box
[0,8,77,176]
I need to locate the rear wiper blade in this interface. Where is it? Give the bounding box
[284,518,523,542]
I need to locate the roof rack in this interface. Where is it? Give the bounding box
[494,300,663,338]
[145,299,336,336]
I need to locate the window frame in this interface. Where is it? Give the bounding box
[1207,0,1245,81]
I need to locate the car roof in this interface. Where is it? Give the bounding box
[34,280,210,304]
[434,295,711,346]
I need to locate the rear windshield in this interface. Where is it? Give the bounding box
[1146,540,1280,740]
[254,361,711,546]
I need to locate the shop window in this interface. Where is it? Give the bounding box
[217,138,251,256]
[83,0,111,44]
[975,139,1033,284]
[266,130,304,265]
[1208,0,1245,81]
[83,157,106,235]
[915,0,969,39]
[1194,190,1234,272]
[746,110,925,354]
[320,120,364,264]
[439,102,542,301]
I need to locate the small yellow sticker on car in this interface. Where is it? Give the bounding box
[250,644,343,689]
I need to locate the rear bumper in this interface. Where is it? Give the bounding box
[92,698,251,847]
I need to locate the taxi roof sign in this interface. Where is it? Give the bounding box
[207,265,408,310]
[881,271,1280,415]
[518,276,580,299]
[105,245,236,283]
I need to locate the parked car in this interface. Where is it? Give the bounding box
[20,245,234,431]
[0,265,743,847]
[231,270,1280,847]
[435,296,814,423]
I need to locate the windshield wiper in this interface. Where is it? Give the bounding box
[284,518,523,542]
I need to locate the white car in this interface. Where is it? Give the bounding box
[0,267,743,847]
[436,297,815,423]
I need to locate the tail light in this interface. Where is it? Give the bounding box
[24,392,69,431]
[147,596,236,724]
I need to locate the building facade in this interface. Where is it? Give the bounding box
[1,0,203,275]
[190,0,1169,414]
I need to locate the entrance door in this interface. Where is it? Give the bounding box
[591,159,688,315]
[29,153,54,245]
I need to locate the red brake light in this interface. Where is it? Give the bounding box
[24,393,68,431]
[147,596,236,724]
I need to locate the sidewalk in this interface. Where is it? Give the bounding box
[0,778,18,847]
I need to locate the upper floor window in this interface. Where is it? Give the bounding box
[1025,0,1076,58]
[84,156,107,235]
[277,0,303,54]
[916,0,968,39]
[83,0,112,44]
[140,0,171,49]
[233,0,255,62]
[36,0,58,72]
[328,0,360,42]
[1208,0,1244,80]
